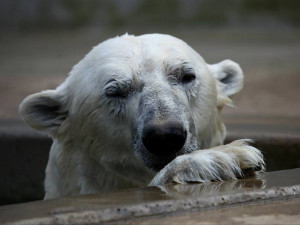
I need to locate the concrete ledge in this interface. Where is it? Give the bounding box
[0,168,299,224]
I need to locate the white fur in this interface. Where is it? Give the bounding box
[19,33,265,199]
[150,139,265,186]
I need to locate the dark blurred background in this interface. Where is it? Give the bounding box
[1,0,300,30]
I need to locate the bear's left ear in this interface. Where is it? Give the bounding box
[208,59,244,99]
[19,90,68,135]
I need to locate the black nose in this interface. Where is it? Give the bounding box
[142,121,187,157]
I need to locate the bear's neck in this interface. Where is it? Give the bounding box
[44,138,154,199]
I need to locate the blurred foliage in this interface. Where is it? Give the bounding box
[191,0,230,25]
[107,2,126,27]
[242,0,300,25]
[1,0,300,30]
[61,0,99,26]
[135,0,180,25]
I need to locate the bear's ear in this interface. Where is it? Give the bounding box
[19,90,68,134]
[208,59,244,98]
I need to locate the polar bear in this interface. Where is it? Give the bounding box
[19,34,264,199]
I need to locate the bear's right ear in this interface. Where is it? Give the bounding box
[19,90,68,134]
[208,59,244,98]
[208,59,244,107]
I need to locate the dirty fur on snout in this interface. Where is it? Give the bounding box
[19,33,265,199]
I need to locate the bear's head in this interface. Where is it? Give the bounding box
[19,34,243,171]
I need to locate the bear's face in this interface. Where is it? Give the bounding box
[20,34,243,171]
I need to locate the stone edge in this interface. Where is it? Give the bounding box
[8,185,300,225]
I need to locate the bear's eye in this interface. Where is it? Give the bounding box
[105,88,128,99]
[104,79,131,99]
[181,72,196,84]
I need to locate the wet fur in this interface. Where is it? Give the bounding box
[19,34,265,199]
